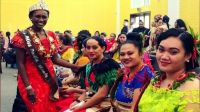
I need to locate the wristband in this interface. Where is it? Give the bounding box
[26,85,32,90]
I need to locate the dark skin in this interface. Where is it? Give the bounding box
[17,9,80,103]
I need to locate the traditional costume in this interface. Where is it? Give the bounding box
[110,64,153,111]
[12,1,60,111]
[138,72,200,112]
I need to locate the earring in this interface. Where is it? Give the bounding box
[186,60,190,62]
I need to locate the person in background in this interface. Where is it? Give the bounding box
[162,15,170,29]
[5,31,11,48]
[137,28,200,112]
[94,31,100,37]
[64,30,74,42]
[121,19,129,34]
[132,20,149,35]
[100,32,107,40]
[109,32,153,112]
[73,30,91,66]
[59,34,75,63]
[105,33,116,52]
[175,19,188,31]
[110,33,127,63]
[11,1,80,112]
[0,31,5,73]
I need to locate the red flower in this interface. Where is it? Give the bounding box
[89,72,96,82]
[154,81,161,88]
[176,73,188,81]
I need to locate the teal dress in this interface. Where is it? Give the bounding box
[79,58,120,93]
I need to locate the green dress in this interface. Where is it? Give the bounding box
[139,72,200,112]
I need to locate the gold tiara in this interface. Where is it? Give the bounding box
[29,0,49,12]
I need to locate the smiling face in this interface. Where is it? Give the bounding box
[30,10,49,29]
[156,37,190,73]
[118,34,127,43]
[120,43,142,68]
[85,39,105,61]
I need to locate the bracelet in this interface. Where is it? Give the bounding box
[26,85,32,90]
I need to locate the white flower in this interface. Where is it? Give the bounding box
[49,36,54,42]
[39,46,45,51]
[33,38,40,44]
[51,44,55,50]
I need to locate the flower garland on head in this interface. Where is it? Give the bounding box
[28,28,57,58]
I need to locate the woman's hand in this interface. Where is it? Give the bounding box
[70,101,85,111]
[26,88,36,104]
[69,101,79,109]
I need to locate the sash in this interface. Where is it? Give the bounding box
[19,30,59,101]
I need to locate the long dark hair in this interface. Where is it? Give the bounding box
[175,19,187,31]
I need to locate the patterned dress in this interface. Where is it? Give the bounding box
[114,65,153,111]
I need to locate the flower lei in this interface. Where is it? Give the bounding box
[123,64,144,83]
[152,71,197,90]
[28,28,56,58]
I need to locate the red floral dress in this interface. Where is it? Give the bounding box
[12,30,59,112]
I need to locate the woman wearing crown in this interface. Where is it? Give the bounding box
[11,1,80,112]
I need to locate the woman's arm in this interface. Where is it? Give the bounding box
[52,53,80,71]
[131,88,141,109]
[16,48,30,87]
[16,47,36,103]
[109,43,118,54]
[72,85,109,110]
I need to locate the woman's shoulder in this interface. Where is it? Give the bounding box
[178,77,199,91]
[176,72,199,91]
[11,32,26,49]
[96,58,120,71]
[46,30,56,36]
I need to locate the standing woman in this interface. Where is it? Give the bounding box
[65,36,120,112]
[138,28,200,112]
[11,1,79,112]
[109,33,153,112]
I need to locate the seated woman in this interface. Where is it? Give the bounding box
[62,36,120,112]
[109,32,154,112]
[59,34,75,64]
[137,28,200,112]
[108,33,127,63]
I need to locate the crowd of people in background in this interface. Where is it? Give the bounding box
[0,1,200,112]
